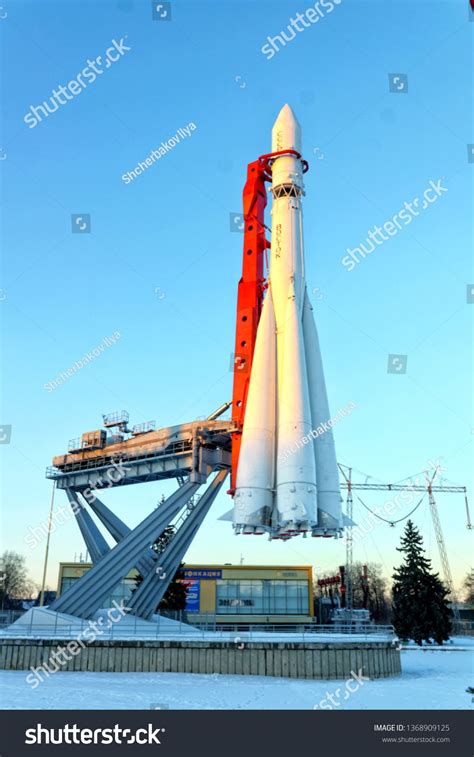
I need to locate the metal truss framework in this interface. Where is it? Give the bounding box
[48,421,232,620]
[339,466,470,625]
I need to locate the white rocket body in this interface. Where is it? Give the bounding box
[233,105,343,539]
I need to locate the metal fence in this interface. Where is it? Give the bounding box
[0,610,25,628]
[3,609,471,644]
[453,620,474,636]
[0,610,396,641]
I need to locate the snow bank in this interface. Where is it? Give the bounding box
[1,607,202,640]
[1,647,471,710]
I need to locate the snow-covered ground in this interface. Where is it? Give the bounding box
[1,642,472,710]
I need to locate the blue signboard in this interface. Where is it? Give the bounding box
[182,569,222,579]
[183,579,200,613]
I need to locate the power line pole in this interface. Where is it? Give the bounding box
[39,482,56,607]
[425,471,461,628]
[345,468,354,618]
[338,464,353,618]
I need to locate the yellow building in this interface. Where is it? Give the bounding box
[182,565,313,625]
[57,562,138,608]
[57,563,314,625]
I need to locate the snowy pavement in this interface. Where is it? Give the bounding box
[1,646,472,710]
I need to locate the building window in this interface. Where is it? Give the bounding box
[60,576,135,608]
[216,579,309,615]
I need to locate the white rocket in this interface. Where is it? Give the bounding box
[232,105,344,540]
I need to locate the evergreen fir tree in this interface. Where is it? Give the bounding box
[392,520,451,645]
[133,526,188,612]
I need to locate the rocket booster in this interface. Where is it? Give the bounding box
[232,105,343,540]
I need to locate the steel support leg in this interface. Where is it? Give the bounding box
[129,470,228,619]
[82,492,131,542]
[50,480,200,618]
[83,493,156,576]
[66,488,110,564]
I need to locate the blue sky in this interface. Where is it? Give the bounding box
[1,0,472,594]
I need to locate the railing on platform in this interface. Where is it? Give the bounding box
[45,442,194,479]
[0,610,26,627]
[0,610,396,641]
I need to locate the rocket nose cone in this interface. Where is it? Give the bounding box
[277,103,300,125]
[272,103,302,153]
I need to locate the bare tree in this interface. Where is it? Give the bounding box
[0,551,35,610]
[321,562,391,622]
[462,569,474,605]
